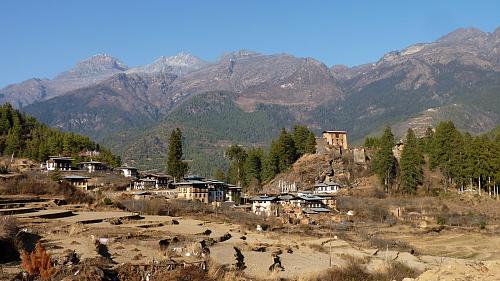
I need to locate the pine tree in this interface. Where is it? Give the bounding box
[364,136,380,148]
[263,140,280,181]
[226,144,247,186]
[399,129,424,194]
[4,127,21,156]
[277,128,297,171]
[430,121,462,192]
[167,128,189,181]
[421,126,434,154]
[245,147,264,185]
[0,110,10,135]
[372,126,396,192]
[292,125,316,155]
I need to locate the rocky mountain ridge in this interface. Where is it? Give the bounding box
[1,27,499,174]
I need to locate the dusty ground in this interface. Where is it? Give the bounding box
[2,196,500,280]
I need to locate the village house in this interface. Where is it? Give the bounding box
[174,176,210,203]
[174,176,234,204]
[249,192,333,218]
[322,130,348,150]
[133,178,157,190]
[46,156,74,171]
[64,175,91,190]
[313,182,342,194]
[142,173,172,189]
[78,161,106,173]
[250,195,280,216]
[225,184,243,203]
[315,193,337,209]
[290,193,330,213]
[116,166,138,178]
[206,179,226,203]
[148,189,178,199]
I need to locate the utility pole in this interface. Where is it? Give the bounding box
[329,232,332,268]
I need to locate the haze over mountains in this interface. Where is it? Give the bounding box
[1,27,499,174]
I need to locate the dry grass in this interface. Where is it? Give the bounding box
[307,258,419,281]
[0,172,93,204]
[118,198,281,231]
[0,215,18,239]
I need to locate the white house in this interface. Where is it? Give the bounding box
[133,178,157,190]
[78,161,106,173]
[46,156,74,171]
[250,195,280,216]
[313,182,342,194]
[116,166,138,178]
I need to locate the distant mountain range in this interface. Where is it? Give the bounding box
[1,27,499,175]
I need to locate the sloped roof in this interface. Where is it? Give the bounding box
[64,175,91,180]
[250,195,278,201]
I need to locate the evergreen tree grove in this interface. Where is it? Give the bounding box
[167,128,189,181]
[372,126,396,192]
[226,144,247,186]
[0,103,120,166]
[399,129,424,194]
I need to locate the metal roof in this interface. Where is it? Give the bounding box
[137,178,156,182]
[322,130,347,134]
[314,182,341,187]
[310,207,331,212]
[172,180,207,185]
[79,161,103,164]
[184,175,205,181]
[48,156,74,161]
[296,194,324,201]
[250,195,278,201]
[64,175,91,180]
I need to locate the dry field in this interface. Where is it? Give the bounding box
[1,195,500,280]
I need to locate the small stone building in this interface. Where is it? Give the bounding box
[64,175,91,190]
[322,130,348,150]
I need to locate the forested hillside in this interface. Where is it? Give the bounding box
[108,91,299,175]
[370,122,500,195]
[0,103,120,166]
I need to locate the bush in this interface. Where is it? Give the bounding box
[310,259,419,281]
[102,198,113,205]
[336,197,394,223]
[479,220,487,230]
[21,241,57,281]
[436,216,446,225]
[0,165,9,174]
[115,264,215,281]
[0,173,93,204]
[0,216,18,239]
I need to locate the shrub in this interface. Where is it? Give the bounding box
[310,259,419,281]
[21,241,57,281]
[102,197,113,205]
[0,173,93,204]
[479,220,487,230]
[0,216,18,239]
[0,165,9,174]
[436,216,446,225]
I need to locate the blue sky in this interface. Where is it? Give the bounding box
[0,0,499,87]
